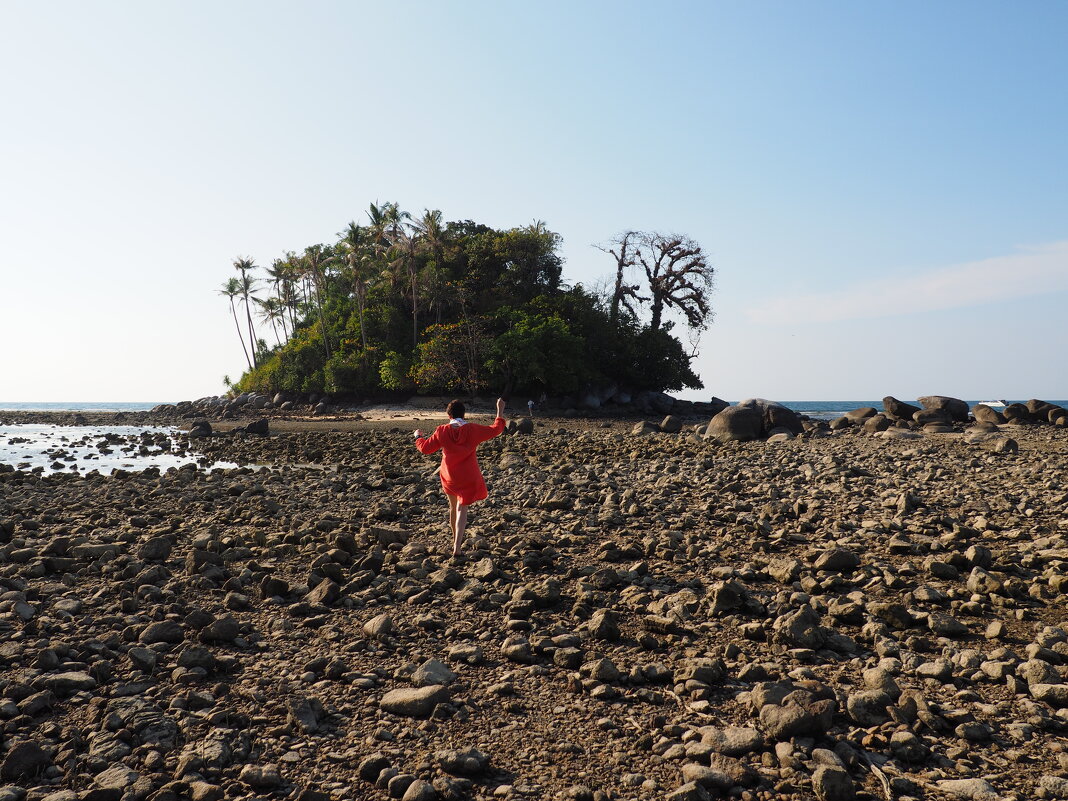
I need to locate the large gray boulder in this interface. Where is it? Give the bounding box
[913,408,951,426]
[1027,398,1058,417]
[971,404,1005,425]
[736,398,803,436]
[705,406,762,443]
[844,407,877,422]
[918,395,969,422]
[862,414,891,434]
[0,740,52,781]
[242,418,269,435]
[1003,403,1031,422]
[659,415,683,434]
[1027,399,1067,424]
[882,396,921,421]
[187,420,212,438]
[380,685,450,718]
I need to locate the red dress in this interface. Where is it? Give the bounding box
[416,417,505,505]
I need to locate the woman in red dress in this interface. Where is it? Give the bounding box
[414,398,506,556]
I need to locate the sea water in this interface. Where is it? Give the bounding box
[2,400,1063,475]
[0,401,166,412]
[783,400,1068,421]
[0,424,240,476]
[4,399,1066,420]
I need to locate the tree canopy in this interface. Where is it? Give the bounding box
[222,206,709,398]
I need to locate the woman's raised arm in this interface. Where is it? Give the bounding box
[415,429,442,454]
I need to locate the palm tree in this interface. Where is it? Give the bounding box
[379,203,422,347]
[264,259,292,339]
[412,209,447,266]
[218,277,253,370]
[233,258,259,369]
[366,201,391,261]
[280,251,309,329]
[392,227,422,348]
[384,202,411,245]
[278,256,301,335]
[253,297,279,347]
[302,245,335,358]
[339,221,373,350]
[410,209,452,325]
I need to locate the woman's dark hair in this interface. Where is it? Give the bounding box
[446,400,466,419]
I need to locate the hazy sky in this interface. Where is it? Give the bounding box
[2,1,1066,402]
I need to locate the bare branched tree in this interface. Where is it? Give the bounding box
[634,233,714,333]
[596,231,647,326]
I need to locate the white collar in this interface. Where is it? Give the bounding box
[449,418,468,426]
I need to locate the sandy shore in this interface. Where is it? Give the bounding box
[1,413,1067,800]
[0,401,612,433]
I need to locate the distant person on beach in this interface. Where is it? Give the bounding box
[527,399,535,417]
[414,398,506,557]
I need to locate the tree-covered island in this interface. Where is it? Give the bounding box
[220,204,715,401]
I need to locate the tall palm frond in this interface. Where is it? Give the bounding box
[218,276,253,370]
[232,257,259,369]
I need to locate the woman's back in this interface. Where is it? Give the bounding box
[434,422,496,478]
[413,398,507,556]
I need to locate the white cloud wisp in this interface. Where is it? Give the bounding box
[746,240,1068,325]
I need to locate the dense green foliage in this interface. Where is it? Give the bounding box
[222,204,705,398]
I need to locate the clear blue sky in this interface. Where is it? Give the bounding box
[2,1,1066,402]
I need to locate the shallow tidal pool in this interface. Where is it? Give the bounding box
[0,424,241,475]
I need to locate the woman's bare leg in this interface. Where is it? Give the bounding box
[453,505,469,557]
[447,494,459,545]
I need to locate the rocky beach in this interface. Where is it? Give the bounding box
[2,396,1068,801]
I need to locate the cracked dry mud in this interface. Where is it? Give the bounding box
[1,413,1068,801]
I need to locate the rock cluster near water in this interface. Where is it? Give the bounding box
[146,391,730,424]
[1,410,1068,801]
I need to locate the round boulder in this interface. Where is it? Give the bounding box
[1027,399,1059,420]
[737,398,803,436]
[862,414,891,434]
[882,396,920,421]
[913,409,951,425]
[918,395,969,422]
[971,404,1005,425]
[1003,403,1031,422]
[659,415,683,434]
[844,407,877,422]
[705,406,762,443]
[380,685,450,718]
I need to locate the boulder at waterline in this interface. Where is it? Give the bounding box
[972,404,1006,425]
[736,398,803,436]
[918,395,969,422]
[704,406,761,443]
[882,396,921,421]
